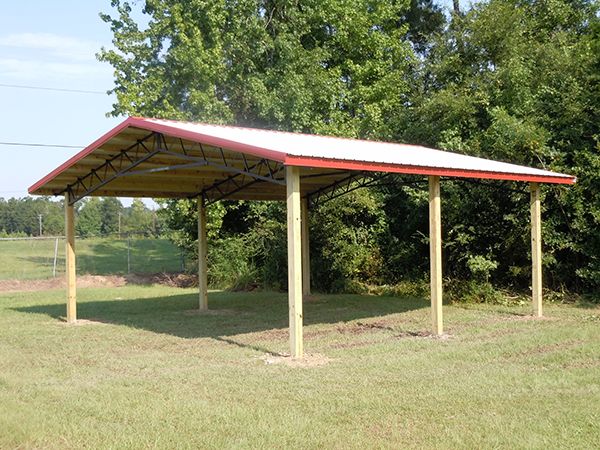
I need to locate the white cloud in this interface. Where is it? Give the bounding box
[0,32,101,62]
[0,57,111,81]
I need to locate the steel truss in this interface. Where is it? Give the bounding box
[305,172,427,208]
[63,132,285,205]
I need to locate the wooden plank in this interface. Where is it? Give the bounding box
[301,197,311,296]
[286,166,304,358]
[429,176,443,335]
[530,183,543,317]
[65,194,76,323]
[198,197,208,311]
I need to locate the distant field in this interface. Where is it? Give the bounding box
[0,237,183,280]
[1,287,599,448]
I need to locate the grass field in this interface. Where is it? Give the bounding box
[1,286,599,448]
[0,237,183,280]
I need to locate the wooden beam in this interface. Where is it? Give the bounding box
[198,197,208,311]
[65,194,76,323]
[286,165,303,358]
[530,183,543,317]
[301,197,311,296]
[429,176,443,335]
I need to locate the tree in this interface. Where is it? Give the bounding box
[99,0,415,139]
[401,0,600,291]
[100,197,124,235]
[100,0,600,294]
[76,198,103,237]
[123,199,156,236]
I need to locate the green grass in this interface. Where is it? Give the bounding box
[1,287,599,449]
[0,237,183,280]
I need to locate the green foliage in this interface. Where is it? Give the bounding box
[76,198,102,238]
[0,197,63,236]
[123,199,158,236]
[401,0,600,292]
[99,0,416,139]
[99,197,123,235]
[101,0,600,297]
[311,189,388,292]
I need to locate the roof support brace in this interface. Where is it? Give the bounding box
[65,192,77,323]
[62,133,286,205]
[429,176,443,336]
[63,132,158,204]
[530,183,543,317]
[202,158,285,205]
[306,172,431,207]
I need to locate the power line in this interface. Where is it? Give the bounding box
[0,83,107,95]
[0,142,82,149]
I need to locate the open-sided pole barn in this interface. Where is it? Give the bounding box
[29,117,575,358]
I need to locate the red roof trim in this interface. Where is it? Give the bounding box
[284,155,576,185]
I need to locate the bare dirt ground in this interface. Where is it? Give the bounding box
[0,273,196,293]
[259,352,332,367]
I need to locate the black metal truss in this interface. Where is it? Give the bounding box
[305,172,390,207]
[63,132,159,204]
[202,158,285,205]
[305,172,428,208]
[62,133,285,205]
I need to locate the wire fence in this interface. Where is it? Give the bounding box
[0,234,186,281]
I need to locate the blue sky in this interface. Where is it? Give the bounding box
[0,0,456,204]
[0,1,123,201]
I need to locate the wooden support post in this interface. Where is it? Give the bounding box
[198,196,208,311]
[429,176,443,335]
[301,197,311,296]
[530,183,543,317]
[286,166,303,358]
[65,194,76,323]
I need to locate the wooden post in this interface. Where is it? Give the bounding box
[301,197,311,296]
[198,196,208,311]
[530,183,543,317]
[65,194,76,323]
[429,176,443,335]
[286,166,303,358]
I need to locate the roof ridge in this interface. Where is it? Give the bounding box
[135,116,417,148]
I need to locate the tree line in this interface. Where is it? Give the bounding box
[0,197,162,238]
[44,0,600,296]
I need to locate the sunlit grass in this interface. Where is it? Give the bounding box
[1,287,599,448]
[0,237,183,280]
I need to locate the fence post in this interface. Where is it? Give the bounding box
[127,234,131,274]
[52,237,59,277]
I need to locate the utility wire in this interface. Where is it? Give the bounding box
[0,83,106,95]
[0,142,82,149]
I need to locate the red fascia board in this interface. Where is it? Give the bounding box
[128,117,286,163]
[284,156,577,185]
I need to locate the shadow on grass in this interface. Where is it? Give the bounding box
[18,238,182,277]
[13,291,427,353]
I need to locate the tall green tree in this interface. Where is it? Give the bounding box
[76,198,103,237]
[401,0,600,290]
[100,197,124,235]
[99,0,415,139]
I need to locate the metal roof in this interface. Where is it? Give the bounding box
[29,117,576,203]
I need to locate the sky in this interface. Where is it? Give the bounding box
[0,1,131,203]
[0,0,457,206]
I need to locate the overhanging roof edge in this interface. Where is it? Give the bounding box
[28,116,577,197]
[283,155,576,185]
